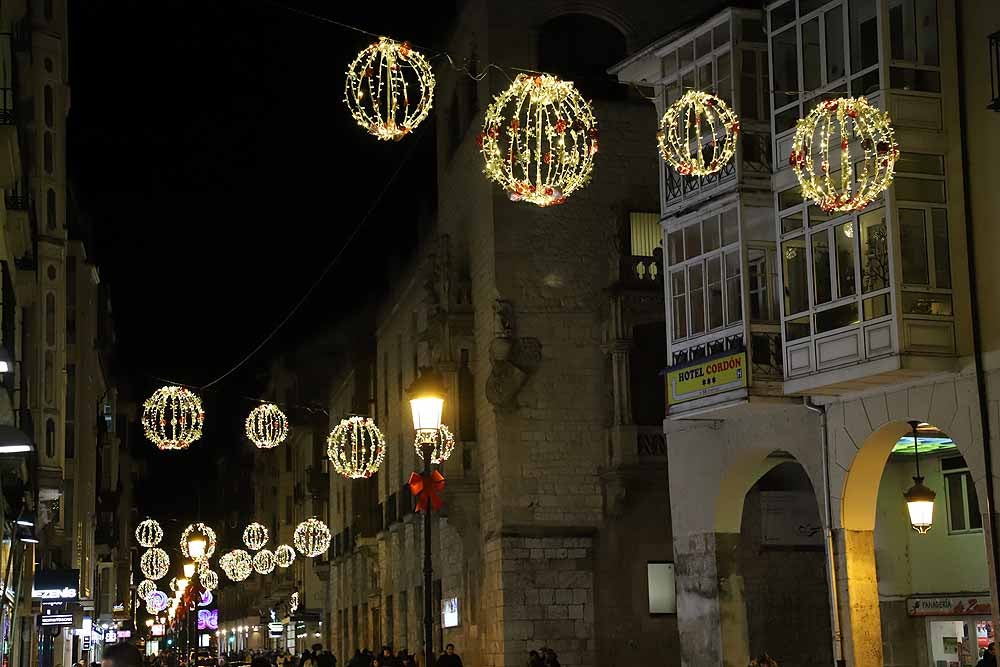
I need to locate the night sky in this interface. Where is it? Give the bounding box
[67,1,451,522]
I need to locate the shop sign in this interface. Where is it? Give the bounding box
[666,351,747,406]
[907,595,992,616]
[32,569,80,601]
[41,614,74,627]
[268,623,283,638]
[117,631,131,638]
[81,617,92,651]
[151,624,165,637]
[105,630,118,643]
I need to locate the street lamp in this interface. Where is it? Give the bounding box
[188,536,207,560]
[904,420,936,533]
[183,562,196,578]
[408,368,445,667]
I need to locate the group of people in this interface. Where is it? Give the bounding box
[343,643,462,667]
[526,648,560,667]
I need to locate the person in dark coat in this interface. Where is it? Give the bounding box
[434,645,462,667]
[978,643,997,667]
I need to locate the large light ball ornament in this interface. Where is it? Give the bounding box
[135,519,164,547]
[221,550,252,582]
[140,548,170,580]
[293,518,331,558]
[275,544,296,568]
[479,73,598,207]
[142,386,205,450]
[243,523,269,551]
[137,579,156,601]
[414,424,456,464]
[327,416,386,479]
[344,37,435,141]
[790,96,899,213]
[657,90,740,177]
[180,523,217,559]
[145,590,169,614]
[245,403,288,449]
[253,549,276,575]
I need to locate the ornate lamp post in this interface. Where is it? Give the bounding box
[904,420,936,533]
[408,369,445,667]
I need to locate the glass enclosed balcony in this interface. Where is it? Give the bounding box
[767,0,965,394]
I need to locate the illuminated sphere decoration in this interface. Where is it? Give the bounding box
[145,590,169,614]
[657,90,740,177]
[790,96,899,213]
[327,416,386,479]
[242,522,269,551]
[479,73,598,207]
[141,386,205,450]
[293,517,331,558]
[245,403,288,449]
[180,522,217,559]
[135,518,164,547]
[137,579,156,601]
[253,549,276,575]
[344,37,435,141]
[414,423,456,464]
[275,544,296,568]
[168,577,178,593]
[221,550,253,582]
[140,548,170,580]
[199,569,219,592]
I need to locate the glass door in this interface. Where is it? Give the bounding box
[926,617,994,667]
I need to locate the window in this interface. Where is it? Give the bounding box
[46,188,56,230]
[44,132,53,174]
[889,0,938,66]
[44,85,53,128]
[850,0,879,72]
[647,562,676,614]
[45,292,55,345]
[65,364,75,459]
[772,27,799,109]
[896,155,951,306]
[45,418,55,458]
[747,248,777,323]
[943,456,982,533]
[630,212,661,257]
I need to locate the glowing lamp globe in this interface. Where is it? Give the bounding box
[905,480,936,533]
[135,519,164,548]
[293,517,331,558]
[180,523,217,559]
[790,96,899,213]
[327,416,386,479]
[140,548,170,580]
[176,578,189,592]
[480,73,598,207]
[243,522,269,551]
[408,368,445,436]
[137,579,156,601]
[183,562,196,578]
[245,403,289,449]
[344,37,435,141]
[275,544,296,568]
[141,386,205,450]
[658,90,740,177]
[414,424,455,464]
[253,549,276,575]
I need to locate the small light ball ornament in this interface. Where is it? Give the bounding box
[790,96,899,213]
[245,403,289,449]
[242,522,269,551]
[140,548,170,580]
[293,517,331,558]
[137,579,156,601]
[199,569,219,592]
[180,523,217,559]
[480,73,598,207]
[275,544,296,568]
[327,416,386,479]
[344,37,435,141]
[142,386,205,451]
[135,519,164,547]
[221,550,253,582]
[253,549,276,575]
[414,424,456,464]
[658,90,740,177]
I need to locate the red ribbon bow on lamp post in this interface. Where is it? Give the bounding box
[408,470,445,512]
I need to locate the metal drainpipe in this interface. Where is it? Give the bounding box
[954,0,1000,622]
[805,398,845,667]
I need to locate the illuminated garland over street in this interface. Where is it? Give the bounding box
[146,590,169,614]
[140,548,170,580]
[327,416,386,479]
[243,522,269,551]
[245,403,289,449]
[480,74,598,207]
[199,569,219,591]
[135,519,164,548]
[344,37,435,141]
[142,386,205,451]
[220,550,253,582]
[137,579,156,600]
[253,549,276,574]
[294,517,331,557]
[790,96,899,213]
[275,544,296,568]
[414,423,455,464]
[658,90,740,176]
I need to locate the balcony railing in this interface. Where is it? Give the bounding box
[664,158,737,206]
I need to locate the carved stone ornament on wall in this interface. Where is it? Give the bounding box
[486,299,542,408]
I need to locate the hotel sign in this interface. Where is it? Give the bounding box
[666,351,747,406]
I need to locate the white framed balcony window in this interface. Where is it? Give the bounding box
[887,0,941,93]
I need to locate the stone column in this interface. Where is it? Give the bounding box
[674,532,749,667]
[832,529,883,667]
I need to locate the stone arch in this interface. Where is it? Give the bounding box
[535,3,636,43]
[714,447,795,534]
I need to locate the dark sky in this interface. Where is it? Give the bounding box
[67,1,451,521]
